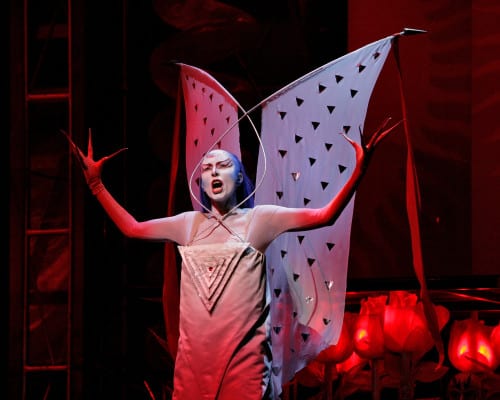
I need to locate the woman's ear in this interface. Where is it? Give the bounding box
[237,172,243,185]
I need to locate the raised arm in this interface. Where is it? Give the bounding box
[62,130,187,242]
[261,118,402,234]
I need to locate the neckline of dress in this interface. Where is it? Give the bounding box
[206,207,247,221]
[190,208,250,245]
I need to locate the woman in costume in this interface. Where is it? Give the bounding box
[67,123,395,399]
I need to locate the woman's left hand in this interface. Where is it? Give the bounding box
[341,117,403,164]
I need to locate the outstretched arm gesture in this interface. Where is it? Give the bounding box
[60,129,186,242]
[260,117,403,235]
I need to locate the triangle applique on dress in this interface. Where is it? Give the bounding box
[178,242,250,313]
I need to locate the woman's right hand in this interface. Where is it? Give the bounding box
[61,129,127,194]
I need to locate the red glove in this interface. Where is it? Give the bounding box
[61,129,127,195]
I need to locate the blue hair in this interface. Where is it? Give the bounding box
[200,151,255,211]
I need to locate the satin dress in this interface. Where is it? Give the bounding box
[172,209,272,399]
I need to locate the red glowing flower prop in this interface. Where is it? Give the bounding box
[384,291,449,361]
[491,322,500,362]
[353,295,387,359]
[448,313,500,373]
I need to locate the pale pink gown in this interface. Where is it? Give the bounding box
[171,208,273,400]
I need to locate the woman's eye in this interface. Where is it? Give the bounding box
[219,161,232,168]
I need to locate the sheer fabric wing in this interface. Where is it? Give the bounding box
[163,64,244,359]
[178,63,242,210]
[255,36,394,389]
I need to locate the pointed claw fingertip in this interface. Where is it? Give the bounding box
[87,128,94,156]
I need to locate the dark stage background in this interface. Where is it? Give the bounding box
[6,0,500,399]
[81,0,487,282]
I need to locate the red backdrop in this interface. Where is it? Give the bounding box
[346,0,499,278]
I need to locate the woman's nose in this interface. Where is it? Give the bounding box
[211,166,218,176]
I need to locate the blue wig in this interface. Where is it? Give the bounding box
[200,151,255,211]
